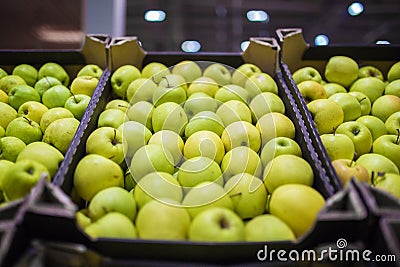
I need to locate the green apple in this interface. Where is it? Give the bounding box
[307,99,344,135]
[126,78,157,104]
[38,62,70,86]
[0,68,7,79]
[73,154,124,201]
[263,154,314,193]
[141,62,170,84]
[6,117,42,145]
[118,121,152,161]
[17,101,48,124]
[33,76,62,97]
[97,108,126,129]
[358,65,384,81]
[249,92,285,121]
[126,101,154,131]
[84,212,137,239]
[184,111,225,138]
[0,75,26,94]
[349,77,385,103]
[221,146,263,181]
[183,92,219,120]
[124,170,136,191]
[385,111,400,135]
[134,171,182,209]
[130,144,175,183]
[158,73,188,91]
[336,121,373,157]
[64,94,91,120]
[387,61,400,82]
[2,159,50,201]
[0,102,18,129]
[42,85,72,108]
[12,64,38,86]
[148,130,184,166]
[348,91,372,116]
[111,64,141,99]
[0,136,26,162]
[152,102,188,136]
[16,141,63,179]
[297,80,327,104]
[75,209,91,229]
[172,60,202,83]
[0,159,14,193]
[135,199,190,240]
[70,75,99,97]
[371,95,400,122]
[329,92,361,122]
[152,81,187,106]
[182,181,233,218]
[203,63,232,86]
[332,159,370,187]
[256,112,296,147]
[105,99,130,112]
[77,64,103,79]
[292,66,322,84]
[385,79,400,98]
[0,126,4,138]
[8,85,41,110]
[244,72,278,100]
[86,127,125,165]
[372,172,400,199]
[43,117,80,154]
[231,63,262,88]
[88,186,137,221]
[221,120,261,152]
[373,134,400,170]
[188,207,244,242]
[356,153,399,178]
[269,183,325,238]
[183,130,225,164]
[177,156,223,189]
[356,115,387,141]
[39,107,74,133]
[216,99,252,127]
[322,83,347,97]
[320,132,355,161]
[245,214,296,242]
[0,90,8,103]
[187,76,219,97]
[224,173,267,219]
[260,136,302,167]
[215,84,249,104]
[324,55,359,88]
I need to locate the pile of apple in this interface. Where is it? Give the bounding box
[0,62,103,203]
[73,60,327,243]
[292,56,400,198]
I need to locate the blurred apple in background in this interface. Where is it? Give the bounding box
[358,65,384,81]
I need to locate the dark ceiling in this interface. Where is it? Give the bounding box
[125,0,400,52]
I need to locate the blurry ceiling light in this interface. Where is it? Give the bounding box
[314,34,329,46]
[246,10,269,22]
[181,40,201,53]
[241,41,250,51]
[376,40,391,45]
[348,2,364,16]
[144,10,166,22]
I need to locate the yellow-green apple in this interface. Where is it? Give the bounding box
[152,79,187,106]
[231,63,261,88]
[203,63,232,86]
[385,111,400,135]
[70,75,99,97]
[373,134,400,170]
[249,92,285,121]
[111,64,141,99]
[187,76,219,97]
[372,172,400,199]
[348,91,372,116]
[0,136,26,162]
[332,158,369,187]
[135,199,190,240]
[0,75,26,94]
[356,115,387,141]
[141,62,170,84]
[42,85,71,108]
[385,79,400,98]
[88,186,137,221]
[97,108,126,129]
[117,121,152,161]
[152,102,188,136]
[324,55,359,88]
[0,160,14,198]
[86,127,125,165]
[358,65,384,80]
[2,159,50,201]
[43,117,80,154]
[17,101,48,124]
[126,78,157,104]
[224,173,267,219]
[188,207,244,242]
[260,136,302,167]
[221,146,263,181]
[183,130,225,164]
[214,84,249,104]
[0,102,17,130]
[8,85,41,110]
[336,121,373,157]
[183,92,219,120]
[12,64,38,86]
[256,112,296,146]
[269,184,325,238]
[134,171,183,208]
[216,99,252,127]
[34,76,62,97]
[356,153,399,180]
[39,107,74,133]
[307,99,344,135]
[64,94,91,120]
[182,181,233,218]
[76,209,91,229]
[0,90,8,103]
[38,62,70,86]
[84,212,137,239]
[105,99,130,112]
[245,214,296,242]
[244,72,279,100]
[6,117,42,145]
[148,130,184,166]
[371,95,400,122]
[292,66,322,84]
[349,77,385,103]
[126,101,154,131]
[16,141,63,178]
[328,92,361,121]
[387,61,400,82]
[221,120,261,152]
[0,126,4,138]
[0,68,6,79]
[172,60,202,83]
[184,111,225,138]
[73,154,124,201]
[322,83,347,97]
[77,64,103,79]
[297,80,327,104]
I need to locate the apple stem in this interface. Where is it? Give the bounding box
[350,152,357,167]
[360,97,367,103]
[230,192,242,198]
[396,129,400,145]
[70,91,78,103]
[161,76,170,87]
[44,75,54,87]
[151,76,158,84]
[23,116,32,125]
[118,104,129,109]
[332,127,337,136]
[371,171,375,186]
[112,129,118,145]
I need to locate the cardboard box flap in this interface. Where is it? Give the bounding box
[242,37,280,75]
[80,34,110,70]
[108,36,146,71]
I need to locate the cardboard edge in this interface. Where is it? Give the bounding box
[108,36,147,71]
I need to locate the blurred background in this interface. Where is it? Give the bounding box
[1,0,399,51]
